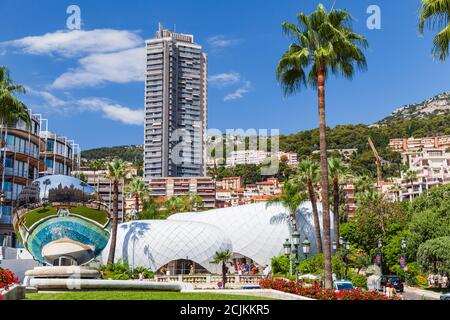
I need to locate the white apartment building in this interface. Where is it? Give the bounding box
[215,150,298,168]
[392,148,450,201]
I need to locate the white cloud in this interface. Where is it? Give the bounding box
[3,29,143,57]
[78,98,144,125]
[224,81,251,101]
[26,88,66,107]
[51,47,145,89]
[24,87,143,126]
[208,73,241,87]
[207,35,241,49]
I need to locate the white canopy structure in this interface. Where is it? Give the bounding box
[102,202,334,273]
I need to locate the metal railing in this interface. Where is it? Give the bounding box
[154,274,264,284]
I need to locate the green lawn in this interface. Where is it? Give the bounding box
[23,206,108,228]
[23,207,58,228]
[69,206,109,225]
[26,291,275,300]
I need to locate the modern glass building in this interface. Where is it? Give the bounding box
[40,131,81,176]
[144,26,207,179]
[0,114,44,241]
[0,114,80,248]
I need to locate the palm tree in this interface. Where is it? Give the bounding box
[80,181,88,204]
[354,175,374,194]
[42,178,51,201]
[104,159,129,264]
[276,4,368,288]
[266,179,306,232]
[389,183,402,202]
[163,196,184,216]
[211,250,232,289]
[0,66,30,131]
[0,67,30,192]
[328,157,347,251]
[139,196,163,220]
[295,159,323,253]
[419,0,450,61]
[404,170,418,201]
[125,179,148,219]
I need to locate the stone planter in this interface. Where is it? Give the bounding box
[0,285,26,300]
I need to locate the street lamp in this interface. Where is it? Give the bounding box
[401,237,407,287]
[332,241,337,252]
[283,238,293,277]
[345,241,351,251]
[283,239,292,256]
[339,237,344,246]
[291,231,301,282]
[302,238,311,260]
[377,240,383,275]
[292,231,300,247]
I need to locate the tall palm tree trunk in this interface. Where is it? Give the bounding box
[107,181,119,264]
[317,69,332,289]
[222,262,227,289]
[307,181,323,253]
[333,178,340,251]
[135,195,140,214]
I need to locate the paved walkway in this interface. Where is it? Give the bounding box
[403,286,441,300]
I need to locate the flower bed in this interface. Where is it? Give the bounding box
[259,278,401,300]
[0,268,20,300]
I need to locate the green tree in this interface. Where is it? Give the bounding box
[271,255,291,275]
[328,157,348,249]
[139,196,163,220]
[408,184,450,259]
[104,159,129,264]
[295,159,323,253]
[125,179,148,218]
[0,66,30,129]
[211,250,232,289]
[0,67,30,190]
[276,4,368,289]
[417,237,450,275]
[266,179,306,231]
[419,0,450,61]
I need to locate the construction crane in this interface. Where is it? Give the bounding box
[368,137,383,190]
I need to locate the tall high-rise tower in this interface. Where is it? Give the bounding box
[144,26,207,179]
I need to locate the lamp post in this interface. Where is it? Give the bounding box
[378,240,383,275]
[283,238,292,277]
[344,241,351,279]
[292,231,300,282]
[332,241,337,254]
[302,238,311,260]
[401,237,407,287]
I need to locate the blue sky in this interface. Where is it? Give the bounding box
[0,0,449,150]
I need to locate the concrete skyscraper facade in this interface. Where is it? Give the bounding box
[144,26,207,180]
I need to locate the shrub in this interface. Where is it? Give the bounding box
[0,268,19,297]
[415,275,428,288]
[417,237,450,275]
[271,255,290,274]
[298,253,324,275]
[259,278,400,300]
[111,273,130,280]
[351,274,368,288]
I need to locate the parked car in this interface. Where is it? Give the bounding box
[334,280,355,291]
[440,293,450,301]
[380,275,404,292]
